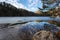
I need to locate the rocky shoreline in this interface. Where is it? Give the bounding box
[0,22,60,40]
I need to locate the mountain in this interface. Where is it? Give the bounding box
[0,2,39,16]
[0,2,60,17]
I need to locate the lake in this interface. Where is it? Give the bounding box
[0,17,60,23]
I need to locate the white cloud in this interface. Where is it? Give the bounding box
[28,0,40,7]
[27,0,42,12]
[30,7,38,12]
[28,0,32,4]
[5,0,26,8]
[0,0,5,2]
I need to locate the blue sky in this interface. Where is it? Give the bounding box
[0,0,42,12]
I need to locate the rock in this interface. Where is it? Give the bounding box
[0,22,60,40]
[32,30,58,40]
[18,22,59,40]
[0,23,9,29]
[0,24,22,40]
[56,30,60,38]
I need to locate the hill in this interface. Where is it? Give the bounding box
[0,2,39,16]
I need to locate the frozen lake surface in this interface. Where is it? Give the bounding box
[0,17,60,23]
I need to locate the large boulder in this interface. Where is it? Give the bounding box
[18,22,59,40]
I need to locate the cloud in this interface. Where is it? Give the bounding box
[27,0,32,4]
[0,0,5,2]
[29,7,38,12]
[27,0,42,11]
[6,0,26,8]
[27,0,42,12]
[28,0,40,7]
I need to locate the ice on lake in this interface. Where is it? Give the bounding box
[0,17,60,23]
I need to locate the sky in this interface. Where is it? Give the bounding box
[0,0,42,12]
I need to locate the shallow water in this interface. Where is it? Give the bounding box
[0,17,60,23]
